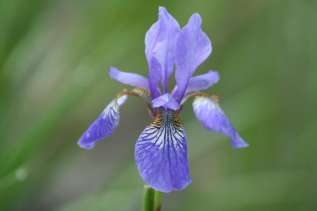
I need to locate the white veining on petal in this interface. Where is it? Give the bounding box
[117,95,128,106]
[193,96,220,113]
[78,95,129,150]
[192,96,249,148]
[138,110,185,150]
[135,109,191,192]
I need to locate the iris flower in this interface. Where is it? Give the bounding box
[77,7,248,193]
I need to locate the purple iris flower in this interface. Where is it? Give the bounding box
[77,7,248,193]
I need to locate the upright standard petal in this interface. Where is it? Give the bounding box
[135,110,191,192]
[192,96,248,148]
[145,7,180,95]
[152,93,180,110]
[174,14,212,102]
[186,71,219,94]
[77,95,128,149]
[109,67,149,90]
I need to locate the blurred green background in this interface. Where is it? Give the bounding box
[0,0,316,210]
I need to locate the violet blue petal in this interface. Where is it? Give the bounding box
[186,71,219,94]
[135,110,191,192]
[152,93,180,110]
[145,7,180,94]
[147,57,162,98]
[109,67,149,90]
[192,96,248,148]
[174,14,212,102]
[77,95,128,149]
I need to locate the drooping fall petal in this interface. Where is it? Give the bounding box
[135,110,191,192]
[78,95,128,149]
[192,96,248,148]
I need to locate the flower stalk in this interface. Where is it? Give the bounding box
[143,186,162,211]
[154,190,162,211]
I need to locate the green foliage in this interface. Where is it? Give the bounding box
[0,0,316,210]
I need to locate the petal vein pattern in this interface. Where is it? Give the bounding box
[77,95,127,149]
[192,96,248,148]
[135,110,191,192]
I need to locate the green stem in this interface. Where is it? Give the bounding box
[143,186,154,211]
[154,191,162,211]
[143,186,163,211]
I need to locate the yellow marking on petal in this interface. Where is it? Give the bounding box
[182,91,220,105]
[211,94,220,102]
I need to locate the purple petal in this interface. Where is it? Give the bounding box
[192,96,248,148]
[135,110,191,192]
[186,71,219,94]
[145,7,180,95]
[152,93,180,110]
[147,57,162,98]
[109,67,149,90]
[77,95,128,149]
[174,14,212,102]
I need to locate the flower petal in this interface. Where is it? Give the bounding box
[192,96,248,148]
[145,7,180,95]
[174,14,212,102]
[77,95,128,149]
[135,110,191,192]
[186,71,219,94]
[147,57,162,98]
[109,67,149,90]
[152,93,180,110]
